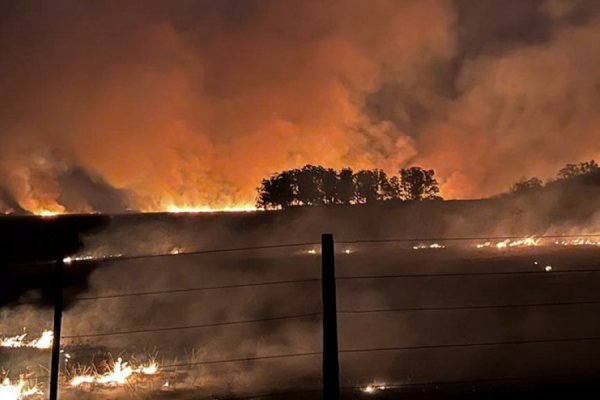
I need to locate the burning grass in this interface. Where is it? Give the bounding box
[0,330,53,350]
[0,376,43,400]
[67,356,159,389]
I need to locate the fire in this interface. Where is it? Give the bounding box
[361,383,387,394]
[555,238,600,246]
[69,358,159,388]
[476,237,540,249]
[412,243,445,250]
[38,210,60,218]
[475,236,600,249]
[26,203,258,216]
[169,247,184,255]
[165,204,257,213]
[0,377,42,400]
[0,330,53,350]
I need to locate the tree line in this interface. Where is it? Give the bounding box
[510,160,599,194]
[256,165,441,210]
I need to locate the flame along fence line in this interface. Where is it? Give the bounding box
[8,231,600,268]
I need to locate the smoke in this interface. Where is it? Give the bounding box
[5,209,600,397]
[1,0,600,214]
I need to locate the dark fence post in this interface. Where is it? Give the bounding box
[321,233,340,400]
[49,257,64,400]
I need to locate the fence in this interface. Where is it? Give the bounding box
[4,232,600,399]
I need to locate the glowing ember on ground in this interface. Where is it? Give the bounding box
[412,243,445,250]
[169,247,185,255]
[545,265,553,272]
[0,330,53,350]
[0,377,43,399]
[361,383,387,394]
[69,358,159,388]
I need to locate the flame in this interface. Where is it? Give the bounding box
[169,247,184,255]
[25,203,258,216]
[412,243,446,250]
[475,236,600,249]
[37,210,61,218]
[63,253,123,264]
[361,383,387,394]
[555,238,600,246]
[0,330,53,350]
[164,204,257,214]
[69,358,159,388]
[0,377,42,400]
[475,237,540,249]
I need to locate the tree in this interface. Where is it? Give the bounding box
[399,166,441,201]
[352,169,397,203]
[354,170,379,204]
[255,171,295,209]
[557,160,599,180]
[511,177,543,194]
[294,165,322,206]
[336,168,355,205]
[319,167,339,205]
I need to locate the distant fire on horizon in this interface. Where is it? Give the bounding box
[1,1,600,215]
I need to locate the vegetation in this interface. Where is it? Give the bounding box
[511,177,544,194]
[509,160,600,195]
[256,165,441,210]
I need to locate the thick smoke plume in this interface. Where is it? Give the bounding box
[1,0,600,213]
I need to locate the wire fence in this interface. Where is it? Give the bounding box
[4,233,600,398]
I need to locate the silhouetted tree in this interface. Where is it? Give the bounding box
[399,167,440,201]
[354,169,396,203]
[256,164,442,209]
[295,165,323,206]
[318,167,339,205]
[511,177,543,194]
[557,160,599,180]
[388,176,401,199]
[354,170,379,204]
[256,171,295,209]
[336,168,355,205]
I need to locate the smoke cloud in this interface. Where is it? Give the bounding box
[1,0,600,213]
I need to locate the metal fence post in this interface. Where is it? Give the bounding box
[49,257,64,400]
[321,233,340,400]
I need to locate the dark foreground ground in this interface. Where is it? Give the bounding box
[2,208,600,399]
